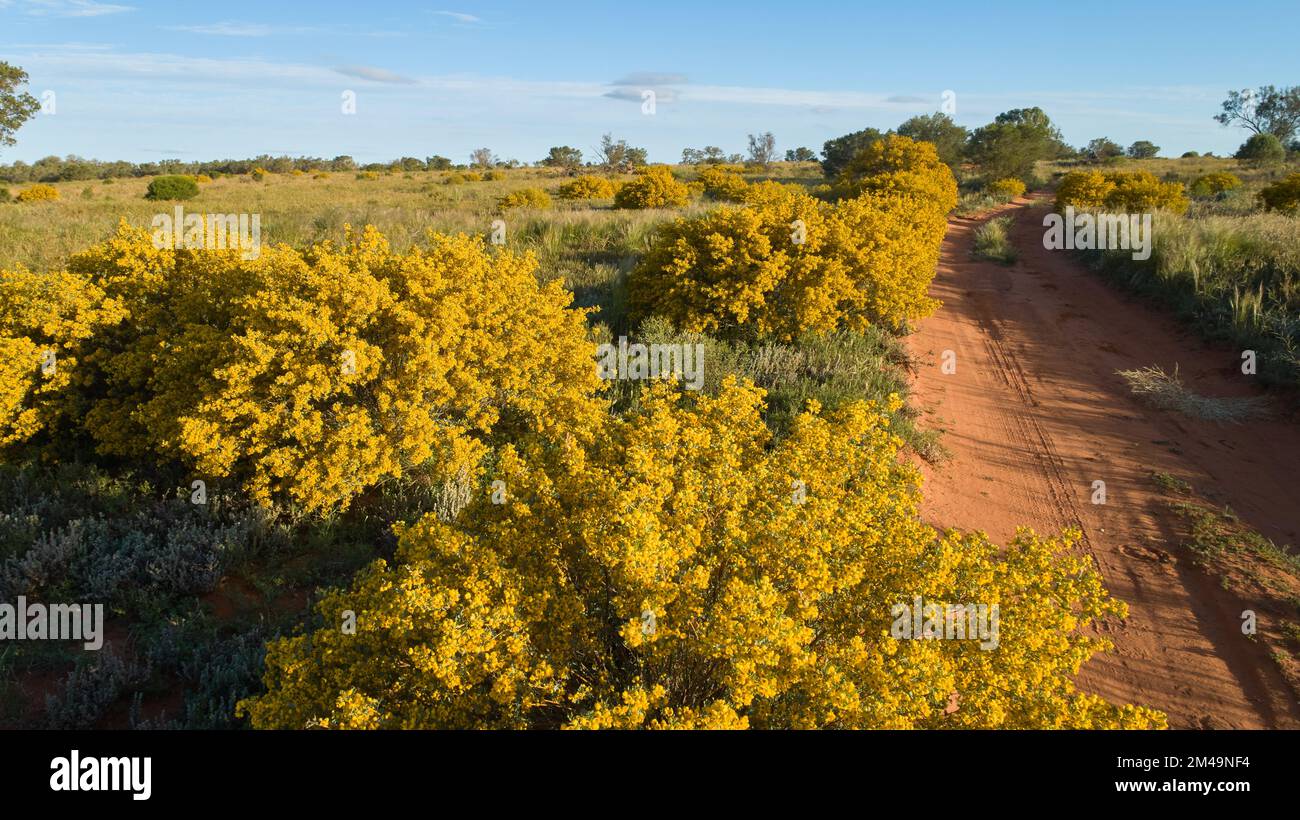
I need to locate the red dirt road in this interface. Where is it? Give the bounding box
[907,194,1300,728]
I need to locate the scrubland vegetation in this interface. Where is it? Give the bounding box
[1049,156,1300,390]
[3,70,1297,729]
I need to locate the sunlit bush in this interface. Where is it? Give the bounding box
[613,166,691,209]
[239,379,1164,730]
[15,184,59,203]
[497,187,552,211]
[986,178,1026,198]
[1188,172,1241,199]
[557,175,616,199]
[1055,170,1188,214]
[836,135,958,214]
[5,224,605,513]
[698,166,750,202]
[628,182,946,338]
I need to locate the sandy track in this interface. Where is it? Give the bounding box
[907,194,1300,728]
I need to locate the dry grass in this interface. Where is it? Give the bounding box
[1117,365,1270,422]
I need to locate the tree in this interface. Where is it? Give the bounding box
[785,147,816,162]
[239,378,1165,730]
[820,127,886,178]
[1085,138,1123,161]
[1126,140,1160,159]
[425,155,452,170]
[1215,86,1300,144]
[1235,132,1286,166]
[746,132,777,167]
[896,112,968,169]
[469,147,496,169]
[0,61,42,150]
[541,146,583,174]
[682,146,730,165]
[595,133,647,173]
[966,107,1066,181]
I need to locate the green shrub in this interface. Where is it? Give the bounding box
[972,216,1017,264]
[145,175,200,201]
[1236,133,1286,166]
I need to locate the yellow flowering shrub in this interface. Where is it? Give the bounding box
[0,268,126,447]
[462,171,484,183]
[40,223,604,513]
[627,177,947,338]
[987,177,1027,198]
[613,166,691,209]
[557,175,616,200]
[16,184,59,203]
[239,379,1164,729]
[1188,172,1241,198]
[836,135,959,214]
[1258,173,1300,213]
[1055,170,1188,214]
[250,168,268,181]
[497,187,552,211]
[697,166,750,202]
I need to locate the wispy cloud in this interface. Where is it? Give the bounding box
[335,65,418,85]
[612,72,688,87]
[165,22,278,37]
[432,10,481,24]
[8,0,134,17]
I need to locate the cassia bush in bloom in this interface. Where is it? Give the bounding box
[835,135,959,215]
[613,166,691,210]
[15,223,605,513]
[496,187,552,211]
[557,175,616,200]
[15,184,59,203]
[0,268,125,447]
[697,166,750,202]
[1055,170,1188,214]
[1188,172,1241,199]
[987,177,1027,198]
[238,378,1165,729]
[627,171,948,338]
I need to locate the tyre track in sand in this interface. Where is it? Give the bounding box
[907,193,1300,728]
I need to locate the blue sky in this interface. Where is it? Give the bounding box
[1,0,1295,164]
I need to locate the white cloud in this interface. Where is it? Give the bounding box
[12,0,134,17]
[432,10,481,24]
[165,22,278,37]
[335,65,417,85]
